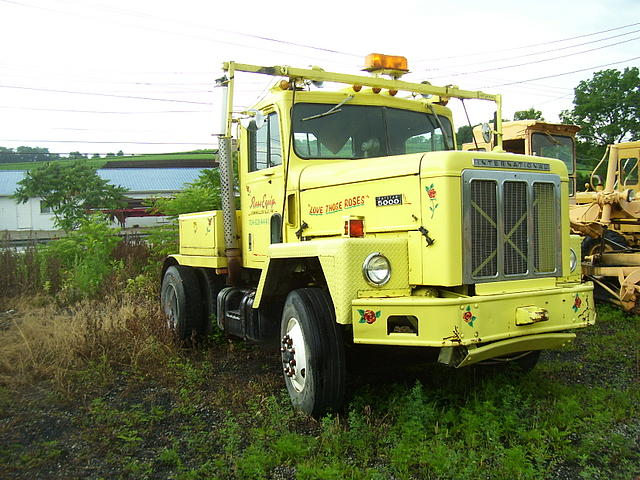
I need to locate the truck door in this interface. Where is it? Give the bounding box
[242,111,285,268]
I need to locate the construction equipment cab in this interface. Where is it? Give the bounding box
[160,54,595,417]
[462,120,580,196]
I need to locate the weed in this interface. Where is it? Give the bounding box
[122,458,153,478]
[158,447,182,467]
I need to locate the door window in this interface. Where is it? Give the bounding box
[250,113,282,171]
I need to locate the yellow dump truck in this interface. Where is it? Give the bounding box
[160,54,595,416]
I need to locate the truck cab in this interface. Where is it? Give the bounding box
[161,55,595,417]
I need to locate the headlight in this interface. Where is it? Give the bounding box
[627,188,636,202]
[363,252,391,286]
[569,248,578,273]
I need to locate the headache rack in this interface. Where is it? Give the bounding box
[462,169,562,283]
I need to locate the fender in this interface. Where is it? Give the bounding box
[253,237,410,324]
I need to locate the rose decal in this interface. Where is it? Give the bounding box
[463,305,476,327]
[425,183,439,219]
[358,309,381,324]
[572,295,582,312]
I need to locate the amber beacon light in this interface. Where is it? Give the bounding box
[363,53,409,73]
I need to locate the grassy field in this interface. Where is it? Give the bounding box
[0,291,638,480]
[0,151,216,171]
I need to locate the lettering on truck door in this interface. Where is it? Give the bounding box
[242,111,285,268]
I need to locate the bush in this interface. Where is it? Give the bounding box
[38,214,123,300]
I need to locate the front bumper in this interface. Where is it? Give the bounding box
[351,282,594,363]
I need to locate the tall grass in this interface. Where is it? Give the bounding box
[0,294,175,392]
[0,218,180,392]
[0,243,49,299]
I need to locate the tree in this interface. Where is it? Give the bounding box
[13,162,128,231]
[456,125,475,148]
[560,67,640,145]
[152,168,221,216]
[68,151,87,160]
[513,108,544,121]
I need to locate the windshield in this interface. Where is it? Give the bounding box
[531,133,575,174]
[292,103,453,159]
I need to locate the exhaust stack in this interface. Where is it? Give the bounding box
[215,68,242,286]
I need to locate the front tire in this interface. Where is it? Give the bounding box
[280,288,346,417]
[160,265,204,341]
[478,350,541,374]
[581,230,628,259]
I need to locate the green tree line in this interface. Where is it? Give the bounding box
[0,147,125,164]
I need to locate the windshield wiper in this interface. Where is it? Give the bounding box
[427,104,451,150]
[543,131,561,145]
[302,95,354,121]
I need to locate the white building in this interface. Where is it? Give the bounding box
[0,168,206,232]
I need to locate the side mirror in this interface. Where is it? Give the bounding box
[241,109,265,132]
[481,123,492,143]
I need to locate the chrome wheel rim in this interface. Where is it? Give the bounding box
[281,316,308,392]
[162,283,179,331]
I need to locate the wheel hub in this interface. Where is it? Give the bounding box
[281,317,307,392]
[162,284,179,330]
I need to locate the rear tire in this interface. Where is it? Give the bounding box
[280,288,346,417]
[160,265,204,341]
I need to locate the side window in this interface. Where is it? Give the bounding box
[40,200,51,214]
[621,157,639,186]
[250,113,282,172]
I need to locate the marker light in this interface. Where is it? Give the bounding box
[372,87,381,94]
[352,85,362,92]
[344,216,365,238]
[363,53,409,72]
[279,80,291,90]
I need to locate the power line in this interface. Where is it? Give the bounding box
[416,22,640,63]
[56,0,362,59]
[484,55,640,88]
[428,35,640,79]
[0,84,213,105]
[423,27,640,73]
[0,0,361,66]
[536,93,575,106]
[0,106,210,114]
[0,139,215,145]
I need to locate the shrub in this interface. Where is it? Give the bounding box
[39,214,122,300]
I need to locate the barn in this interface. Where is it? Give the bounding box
[0,167,206,234]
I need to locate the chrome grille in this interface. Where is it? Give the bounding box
[533,182,557,272]
[503,181,528,275]
[470,180,497,277]
[463,169,561,283]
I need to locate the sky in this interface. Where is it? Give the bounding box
[0,0,638,156]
